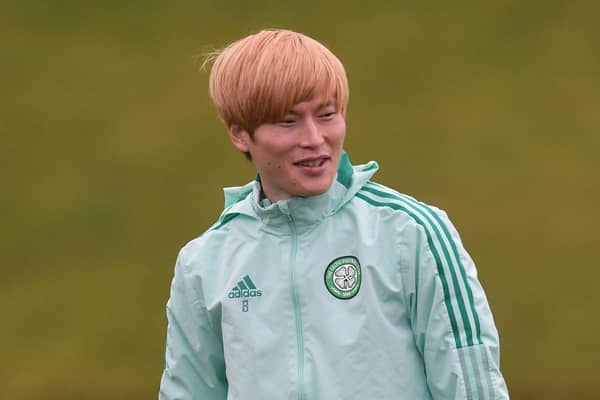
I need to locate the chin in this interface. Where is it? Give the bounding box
[299,181,335,197]
[302,188,329,197]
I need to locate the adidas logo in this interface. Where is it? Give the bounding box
[228,275,263,299]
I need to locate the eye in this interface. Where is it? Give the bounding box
[319,111,336,120]
[278,118,296,127]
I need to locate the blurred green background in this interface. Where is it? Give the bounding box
[2,1,599,398]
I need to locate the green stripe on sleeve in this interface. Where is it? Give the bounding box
[390,188,482,343]
[363,182,483,346]
[365,182,483,345]
[355,191,464,348]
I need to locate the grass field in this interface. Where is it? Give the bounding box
[2,1,599,398]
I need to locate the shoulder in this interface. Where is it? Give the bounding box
[353,181,464,247]
[355,181,449,224]
[176,213,246,272]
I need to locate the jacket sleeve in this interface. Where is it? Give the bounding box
[409,209,509,399]
[159,250,228,400]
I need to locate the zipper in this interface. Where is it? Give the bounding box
[287,214,305,400]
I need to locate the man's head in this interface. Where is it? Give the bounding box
[206,29,349,202]
[207,29,349,135]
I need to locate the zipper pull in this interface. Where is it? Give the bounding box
[278,201,291,217]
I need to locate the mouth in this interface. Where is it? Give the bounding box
[293,156,330,168]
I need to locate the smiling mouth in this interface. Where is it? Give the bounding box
[294,158,328,167]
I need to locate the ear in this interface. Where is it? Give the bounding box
[227,124,251,153]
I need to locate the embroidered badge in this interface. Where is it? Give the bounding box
[324,256,362,299]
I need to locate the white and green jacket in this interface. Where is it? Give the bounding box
[159,153,509,399]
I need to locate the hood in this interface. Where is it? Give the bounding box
[215,151,378,228]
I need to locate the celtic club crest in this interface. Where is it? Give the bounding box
[324,256,362,300]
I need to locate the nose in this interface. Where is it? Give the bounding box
[300,117,325,147]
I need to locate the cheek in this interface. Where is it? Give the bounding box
[330,120,346,145]
[254,145,289,168]
[260,141,295,160]
[263,158,285,173]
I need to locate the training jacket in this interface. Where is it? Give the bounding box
[159,152,509,400]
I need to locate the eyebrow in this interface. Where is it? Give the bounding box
[287,101,336,116]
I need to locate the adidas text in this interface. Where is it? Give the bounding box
[228,289,262,299]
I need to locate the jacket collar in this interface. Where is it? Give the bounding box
[219,151,378,228]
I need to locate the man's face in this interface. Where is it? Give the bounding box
[229,97,346,202]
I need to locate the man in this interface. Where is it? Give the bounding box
[159,29,509,399]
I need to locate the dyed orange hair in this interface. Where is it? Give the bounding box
[205,29,349,134]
